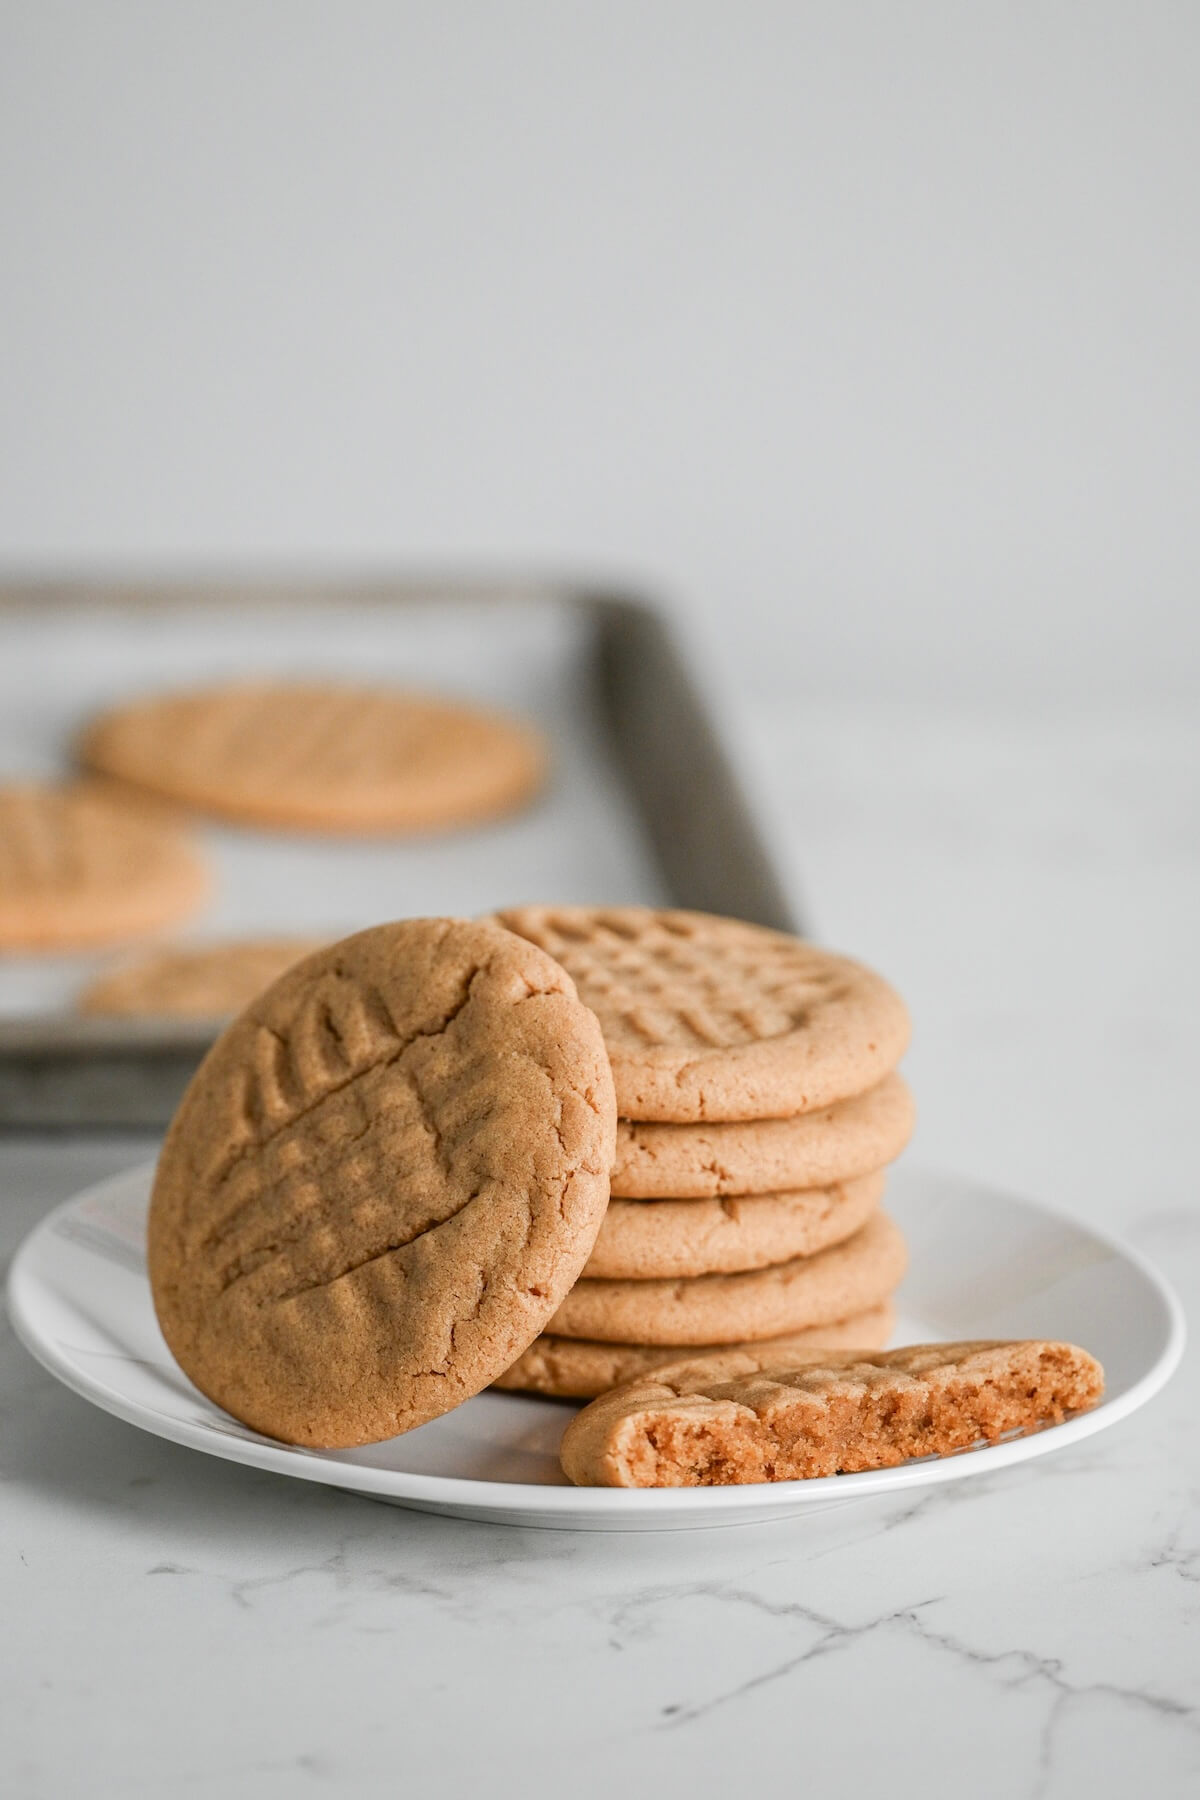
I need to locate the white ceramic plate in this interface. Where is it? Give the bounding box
[6,1162,1184,1531]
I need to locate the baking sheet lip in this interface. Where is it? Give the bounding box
[0,565,667,616]
[0,1014,222,1054]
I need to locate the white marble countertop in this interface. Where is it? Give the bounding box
[2,697,1197,1799]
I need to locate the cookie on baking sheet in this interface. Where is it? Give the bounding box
[494,906,910,1123]
[80,937,326,1018]
[581,1170,884,1280]
[148,918,616,1448]
[0,781,209,952]
[546,1211,906,1345]
[560,1339,1105,1487]
[613,1072,915,1198]
[492,1303,895,1398]
[80,680,546,834]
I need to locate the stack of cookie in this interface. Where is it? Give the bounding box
[493,906,914,1398]
[141,910,1102,1472]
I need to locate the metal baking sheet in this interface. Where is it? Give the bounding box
[0,577,799,1126]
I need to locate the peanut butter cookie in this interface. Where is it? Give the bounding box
[80,937,325,1018]
[493,1303,895,1398]
[81,681,546,834]
[546,1210,906,1345]
[612,1073,914,1197]
[148,918,616,1447]
[0,781,209,951]
[561,1339,1105,1486]
[581,1171,883,1280]
[495,906,909,1122]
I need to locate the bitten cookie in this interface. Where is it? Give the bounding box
[148,918,616,1447]
[0,781,209,951]
[492,1303,895,1398]
[560,1340,1105,1486]
[80,937,326,1018]
[612,1073,915,1198]
[494,906,910,1122]
[80,681,546,834]
[546,1211,907,1345]
[581,1170,884,1280]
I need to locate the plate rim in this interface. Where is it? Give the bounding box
[5,1162,1187,1520]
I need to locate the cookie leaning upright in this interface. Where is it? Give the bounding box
[148,919,616,1448]
[494,906,910,1122]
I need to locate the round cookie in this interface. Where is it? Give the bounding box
[148,918,617,1447]
[0,781,209,952]
[612,1072,915,1198]
[582,1170,884,1280]
[493,1303,895,1398]
[80,681,546,835]
[80,937,326,1018]
[494,906,910,1122]
[545,1211,907,1346]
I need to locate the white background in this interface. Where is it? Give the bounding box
[2,2,1198,701]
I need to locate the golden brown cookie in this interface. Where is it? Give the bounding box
[612,1072,915,1197]
[581,1171,883,1280]
[148,918,617,1448]
[79,937,326,1018]
[0,781,209,952]
[546,1210,906,1345]
[560,1339,1105,1486]
[494,906,910,1122]
[80,681,546,834]
[492,1303,895,1398]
